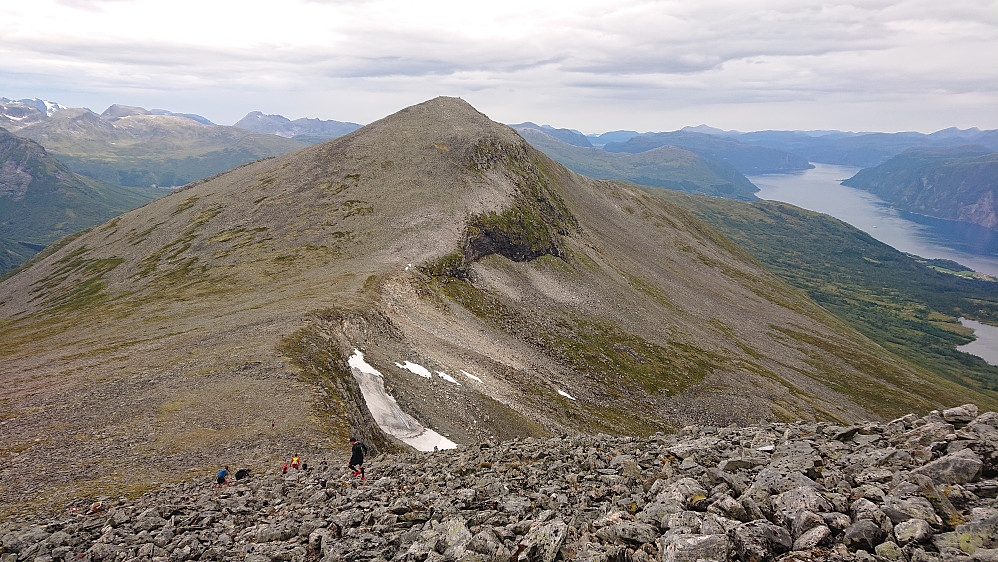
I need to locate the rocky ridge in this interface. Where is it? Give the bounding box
[4,405,998,561]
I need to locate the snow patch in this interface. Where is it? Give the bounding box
[558,389,576,401]
[348,350,457,452]
[395,360,432,378]
[402,429,458,452]
[460,370,483,383]
[437,371,460,385]
[348,349,382,377]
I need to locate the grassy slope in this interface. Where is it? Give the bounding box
[650,186,998,396]
[1,98,991,515]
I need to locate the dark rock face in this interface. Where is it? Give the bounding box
[4,405,998,561]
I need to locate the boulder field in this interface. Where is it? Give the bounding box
[4,405,998,561]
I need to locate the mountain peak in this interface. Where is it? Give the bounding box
[375,96,490,129]
[100,104,151,120]
[233,110,361,140]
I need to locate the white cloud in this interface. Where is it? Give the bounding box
[1,0,995,131]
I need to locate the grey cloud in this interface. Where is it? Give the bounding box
[3,0,995,132]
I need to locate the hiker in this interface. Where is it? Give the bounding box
[216,466,229,488]
[234,468,251,480]
[349,437,368,479]
[291,455,301,470]
[281,462,288,474]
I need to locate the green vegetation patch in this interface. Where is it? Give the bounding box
[537,315,725,395]
[770,324,943,417]
[463,139,578,263]
[420,252,469,279]
[27,245,124,313]
[171,196,200,216]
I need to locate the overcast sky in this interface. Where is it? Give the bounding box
[2,0,995,133]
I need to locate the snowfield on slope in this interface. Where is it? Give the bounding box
[349,349,457,451]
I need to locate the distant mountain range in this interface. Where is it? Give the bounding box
[233,111,362,142]
[99,103,215,125]
[509,122,592,147]
[842,146,998,231]
[2,103,308,188]
[514,120,998,233]
[0,97,68,117]
[706,127,998,168]
[3,93,996,261]
[602,130,814,175]
[514,126,759,200]
[583,125,998,168]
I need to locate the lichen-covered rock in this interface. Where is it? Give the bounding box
[659,533,729,562]
[894,518,933,545]
[728,520,791,561]
[843,519,886,552]
[913,448,984,485]
[944,404,980,425]
[792,524,830,550]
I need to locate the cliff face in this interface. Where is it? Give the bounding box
[1,405,996,561]
[843,147,998,231]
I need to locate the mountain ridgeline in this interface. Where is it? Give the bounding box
[514,127,760,200]
[233,111,362,143]
[0,97,993,514]
[602,131,814,175]
[4,104,308,188]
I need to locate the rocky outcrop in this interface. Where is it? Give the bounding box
[5,404,998,561]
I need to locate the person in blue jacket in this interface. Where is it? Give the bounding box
[216,466,229,488]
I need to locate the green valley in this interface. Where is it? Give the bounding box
[651,187,998,396]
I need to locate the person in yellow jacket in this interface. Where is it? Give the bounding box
[291,455,301,470]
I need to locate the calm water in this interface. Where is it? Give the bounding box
[750,163,998,366]
[750,164,998,276]
[958,318,998,366]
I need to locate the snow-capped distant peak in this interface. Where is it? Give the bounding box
[16,98,67,116]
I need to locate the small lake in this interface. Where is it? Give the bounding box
[749,163,998,366]
[749,164,998,276]
[958,318,998,367]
